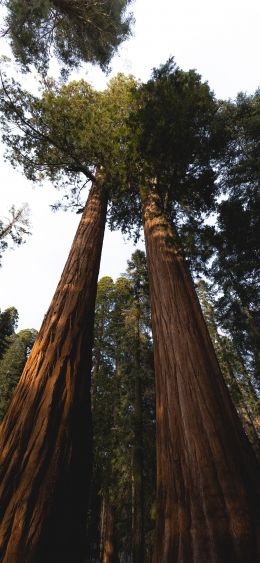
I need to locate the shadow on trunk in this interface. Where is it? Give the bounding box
[142,189,260,563]
[0,183,107,562]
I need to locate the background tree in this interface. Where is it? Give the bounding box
[0,204,30,266]
[0,305,18,359]
[1,0,133,74]
[196,280,260,458]
[207,91,260,385]
[0,327,37,420]
[90,251,155,563]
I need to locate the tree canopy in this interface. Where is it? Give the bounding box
[0,204,30,266]
[90,251,155,561]
[196,90,260,384]
[0,59,222,239]
[0,306,18,359]
[0,327,37,420]
[1,0,133,73]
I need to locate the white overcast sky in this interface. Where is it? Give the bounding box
[0,0,259,330]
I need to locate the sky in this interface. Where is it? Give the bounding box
[0,0,259,330]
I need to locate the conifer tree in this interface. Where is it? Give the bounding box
[124,60,260,562]
[208,91,260,384]
[0,74,136,562]
[0,327,37,420]
[0,204,30,266]
[196,280,260,458]
[1,62,259,562]
[91,252,155,562]
[0,183,107,562]
[1,0,133,73]
[0,306,18,359]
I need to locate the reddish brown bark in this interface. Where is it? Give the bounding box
[142,189,260,563]
[0,183,107,563]
[102,499,119,563]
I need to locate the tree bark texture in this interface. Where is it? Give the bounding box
[0,183,107,563]
[102,499,119,563]
[142,189,260,563]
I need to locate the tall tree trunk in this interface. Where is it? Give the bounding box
[142,189,260,563]
[0,183,107,563]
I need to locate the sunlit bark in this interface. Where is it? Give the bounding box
[0,183,107,562]
[102,499,119,563]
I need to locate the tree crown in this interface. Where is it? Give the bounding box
[2,0,133,73]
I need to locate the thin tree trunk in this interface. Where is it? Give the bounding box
[132,375,144,563]
[102,499,119,563]
[0,183,108,563]
[241,305,260,377]
[132,307,144,563]
[142,189,260,563]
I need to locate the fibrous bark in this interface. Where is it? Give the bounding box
[102,499,119,563]
[0,183,107,563]
[142,189,260,563]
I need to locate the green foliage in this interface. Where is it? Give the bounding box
[0,327,37,420]
[0,204,31,266]
[2,0,133,73]
[90,251,155,560]
[129,58,218,208]
[0,61,258,393]
[109,58,222,238]
[210,199,259,382]
[218,90,260,197]
[204,90,260,383]
[0,60,223,241]
[0,306,18,359]
[0,71,140,218]
[175,89,260,385]
[197,280,260,455]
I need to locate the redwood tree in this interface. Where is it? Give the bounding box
[0,74,136,561]
[143,189,259,562]
[126,60,260,562]
[0,182,107,562]
[1,60,259,561]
